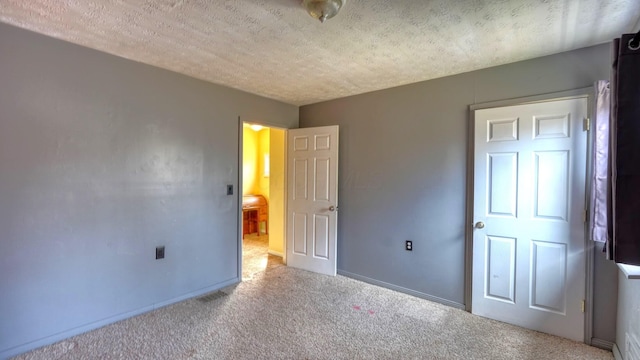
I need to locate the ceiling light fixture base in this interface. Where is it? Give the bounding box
[302,0,345,23]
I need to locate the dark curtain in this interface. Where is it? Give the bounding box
[609,33,640,265]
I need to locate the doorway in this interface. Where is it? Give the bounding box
[241,122,286,280]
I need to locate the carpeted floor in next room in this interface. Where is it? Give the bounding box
[241,233,284,281]
[13,235,612,360]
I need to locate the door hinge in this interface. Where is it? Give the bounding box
[583,118,590,131]
[583,209,588,223]
[581,300,586,313]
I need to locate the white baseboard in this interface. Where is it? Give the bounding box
[268,250,284,257]
[613,343,623,360]
[0,277,240,360]
[337,270,465,310]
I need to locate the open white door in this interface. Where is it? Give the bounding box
[286,125,339,276]
[471,98,587,341]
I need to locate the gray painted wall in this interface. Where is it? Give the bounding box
[594,249,618,346]
[0,23,297,358]
[300,44,618,343]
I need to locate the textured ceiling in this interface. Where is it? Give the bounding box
[1,0,639,105]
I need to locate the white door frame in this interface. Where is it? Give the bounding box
[464,87,596,344]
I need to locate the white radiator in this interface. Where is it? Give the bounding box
[626,333,640,360]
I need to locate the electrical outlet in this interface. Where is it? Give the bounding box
[156,246,165,260]
[227,184,233,195]
[405,240,413,251]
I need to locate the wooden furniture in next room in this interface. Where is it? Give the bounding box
[242,195,268,238]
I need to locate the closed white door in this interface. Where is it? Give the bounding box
[286,126,339,276]
[472,98,587,341]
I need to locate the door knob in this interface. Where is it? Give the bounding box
[329,205,337,212]
[475,221,485,229]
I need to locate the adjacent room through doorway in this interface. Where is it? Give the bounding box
[241,123,286,280]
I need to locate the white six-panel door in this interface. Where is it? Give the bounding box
[472,98,587,341]
[286,126,339,276]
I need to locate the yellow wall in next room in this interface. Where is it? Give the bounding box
[269,128,285,255]
[242,126,258,195]
[257,128,270,201]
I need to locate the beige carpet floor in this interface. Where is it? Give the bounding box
[241,233,284,281]
[13,244,613,360]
